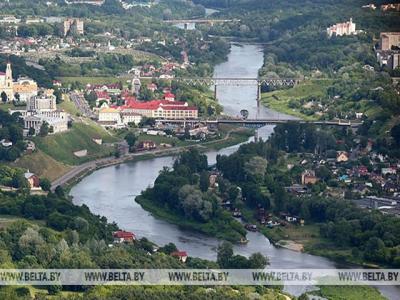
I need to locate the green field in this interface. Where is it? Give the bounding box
[261,80,333,120]
[58,76,125,85]
[33,122,120,165]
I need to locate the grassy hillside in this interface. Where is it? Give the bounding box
[33,122,120,165]
[261,80,333,120]
[11,149,71,181]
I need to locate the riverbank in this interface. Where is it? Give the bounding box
[135,195,246,243]
[52,126,253,190]
[260,221,383,268]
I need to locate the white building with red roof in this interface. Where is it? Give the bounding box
[119,99,197,119]
[113,230,136,243]
[171,251,188,263]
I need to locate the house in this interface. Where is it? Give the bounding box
[0,139,13,147]
[137,140,156,151]
[113,230,135,243]
[336,151,349,163]
[352,183,370,195]
[146,83,158,92]
[26,140,36,154]
[171,251,188,263]
[24,172,41,190]
[353,166,369,177]
[209,174,218,188]
[382,167,397,176]
[164,92,175,101]
[301,170,318,185]
[53,80,62,87]
[383,182,399,193]
[339,174,351,183]
[280,213,301,223]
[95,90,111,106]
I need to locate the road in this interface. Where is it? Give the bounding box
[50,129,238,191]
[51,146,190,191]
[69,92,96,118]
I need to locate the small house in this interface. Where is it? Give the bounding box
[24,172,40,190]
[209,174,218,188]
[382,167,397,176]
[171,251,188,263]
[137,140,156,151]
[301,170,318,185]
[336,151,349,163]
[113,230,135,243]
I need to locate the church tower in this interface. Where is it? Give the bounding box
[4,63,14,100]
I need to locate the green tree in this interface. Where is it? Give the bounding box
[1,91,8,103]
[199,171,209,192]
[39,122,49,137]
[39,178,51,192]
[125,132,137,150]
[28,127,35,136]
[217,241,233,268]
[248,253,269,269]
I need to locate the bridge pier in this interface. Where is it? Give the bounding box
[214,84,217,101]
[257,83,261,107]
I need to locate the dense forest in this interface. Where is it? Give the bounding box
[137,148,248,242]
[0,111,25,162]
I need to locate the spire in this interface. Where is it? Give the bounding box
[6,62,12,80]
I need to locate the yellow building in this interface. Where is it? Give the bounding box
[13,77,38,102]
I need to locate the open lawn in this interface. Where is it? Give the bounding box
[33,122,120,165]
[59,95,81,116]
[58,76,125,86]
[11,149,71,181]
[261,223,323,250]
[261,80,333,120]
[137,133,193,147]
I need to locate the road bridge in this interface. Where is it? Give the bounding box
[156,118,362,128]
[163,19,239,24]
[135,76,301,104]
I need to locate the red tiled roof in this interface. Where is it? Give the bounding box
[113,230,135,239]
[164,92,175,99]
[123,100,187,110]
[171,251,188,257]
[95,91,110,99]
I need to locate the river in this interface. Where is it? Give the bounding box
[70,44,398,299]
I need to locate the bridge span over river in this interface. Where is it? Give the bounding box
[156,118,363,128]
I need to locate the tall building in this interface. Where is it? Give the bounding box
[327,18,356,37]
[380,32,400,51]
[26,94,57,111]
[0,63,14,101]
[63,18,84,36]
